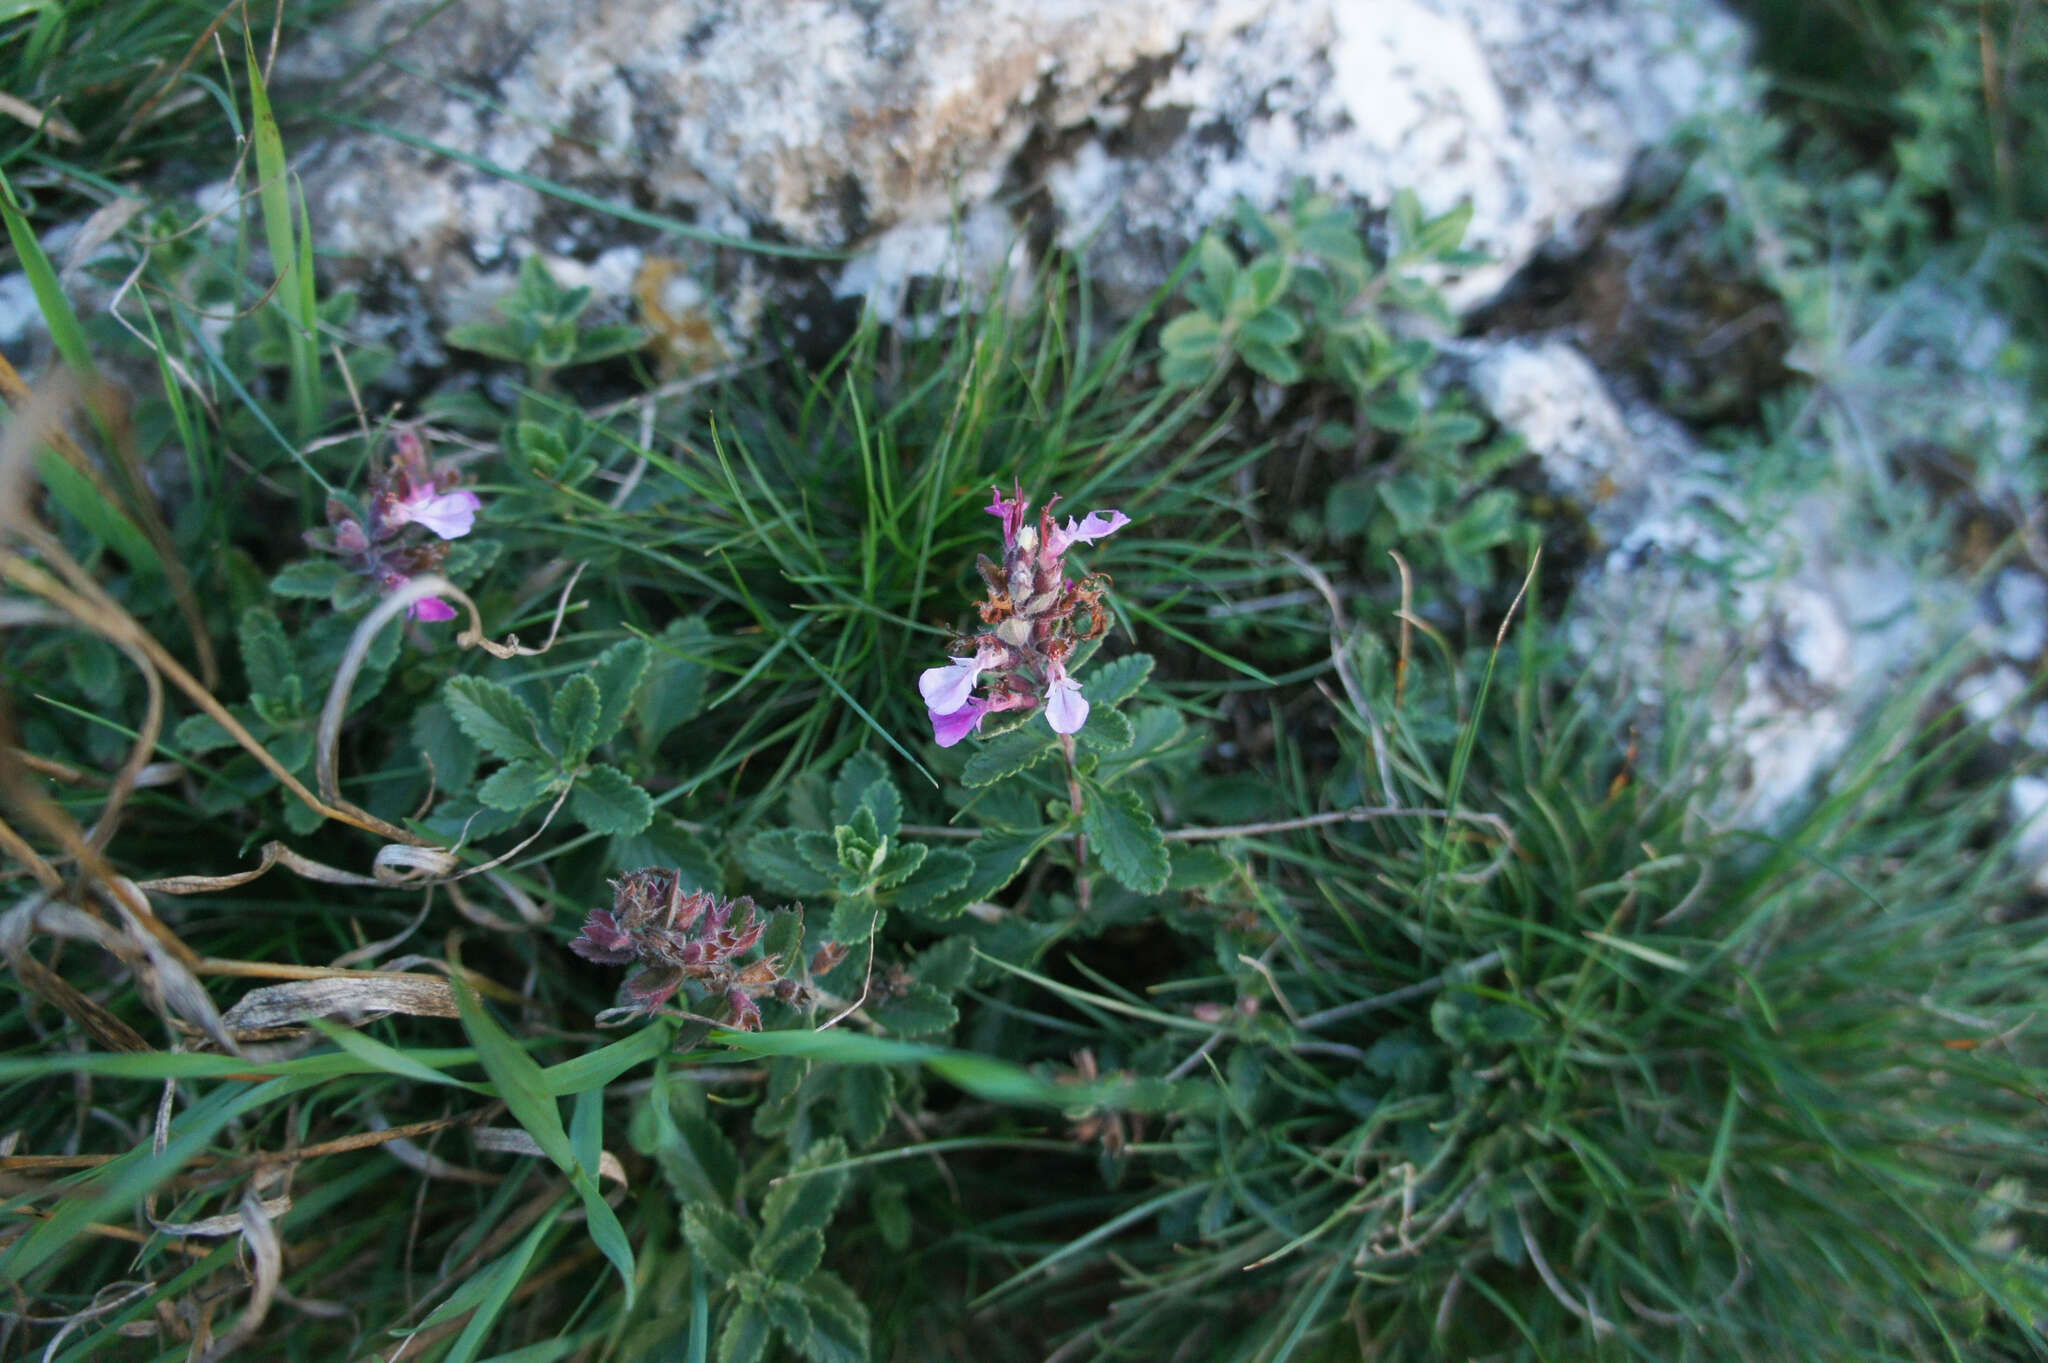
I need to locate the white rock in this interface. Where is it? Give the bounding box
[0,272,39,350]
[1990,569,2048,661]
[285,0,1750,328]
[1455,332,1963,826]
[2008,776,2048,893]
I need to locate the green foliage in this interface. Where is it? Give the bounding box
[445,254,647,379]
[1160,184,1535,592]
[7,24,2045,1359]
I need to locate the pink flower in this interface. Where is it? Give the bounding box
[388,486,481,540]
[383,571,460,623]
[930,696,990,747]
[1046,509,1130,557]
[918,643,1003,716]
[986,483,1029,548]
[1044,663,1089,735]
[919,656,980,714]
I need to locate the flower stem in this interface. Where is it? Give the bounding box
[1060,732,1091,916]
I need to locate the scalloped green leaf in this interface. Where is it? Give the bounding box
[742,830,837,896]
[569,763,652,836]
[444,676,548,764]
[1083,653,1153,709]
[961,725,1056,788]
[1081,786,1169,895]
[477,758,560,812]
[550,675,601,761]
[892,847,974,915]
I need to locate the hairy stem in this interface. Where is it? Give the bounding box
[1060,732,1091,916]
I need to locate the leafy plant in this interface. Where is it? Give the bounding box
[445,254,648,381]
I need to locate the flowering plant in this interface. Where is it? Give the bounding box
[569,868,805,1028]
[303,428,481,621]
[918,485,1129,747]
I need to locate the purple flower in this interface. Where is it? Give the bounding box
[388,486,481,540]
[919,656,981,714]
[986,484,1028,548]
[1046,509,1130,557]
[382,570,460,623]
[1044,663,1089,735]
[930,696,990,747]
[922,483,1132,746]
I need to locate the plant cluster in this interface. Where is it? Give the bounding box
[1,5,2046,1363]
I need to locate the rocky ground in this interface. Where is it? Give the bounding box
[17,0,2045,854]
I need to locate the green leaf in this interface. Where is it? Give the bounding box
[1379,472,1437,535]
[755,1228,824,1283]
[550,675,601,762]
[1326,476,1376,539]
[237,607,296,705]
[761,1136,851,1244]
[961,725,1056,788]
[717,1300,772,1363]
[685,1203,757,1279]
[585,638,651,749]
[1083,653,1153,709]
[909,937,975,993]
[1365,391,1422,433]
[1160,349,1218,387]
[1238,306,1304,347]
[1081,786,1170,895]
[440,1202,566,1363]
[832,751,901,839]
[753,1057,812,1139]
[797,831,844,878]
[1392,187,1425,251]
[870,1181,911,1251]
[1159,311,1223,355]
[478,758,562,812]
[647,1092,741,1206]
[269,558,351,599]
[1196,234,1239,299]
[1167,845,1238,890]
[892,848,974,915]
[831,750,889,824]
[833,1066,894,1147]
[1446,488,1521,550]
[762,1287,814,1351]
[741,830,837,896]
[1236,337,1303,385]
[1111,707,1187,767]
[1240,255,1288,309]
[412,701,480,793]
[1078,706,1134,753]
[963,828,1055,900]
[636,618,709,745]
[871,984,957,1039]
[796,1272,870,1363]
[570,764,653,837]
[759,909,804,974]
[450,974,634,1304]
[174,712,239,754]
[871,839,927,889]
[446,321,531,365]
[445,677,549,763]
[1417,199,1474,256]
[826,898,882,946]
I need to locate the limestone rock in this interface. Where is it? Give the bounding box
[1456,334,1955,826]
[281,0,1749,333]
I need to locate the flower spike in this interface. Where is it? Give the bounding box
[914,485,1132,744]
